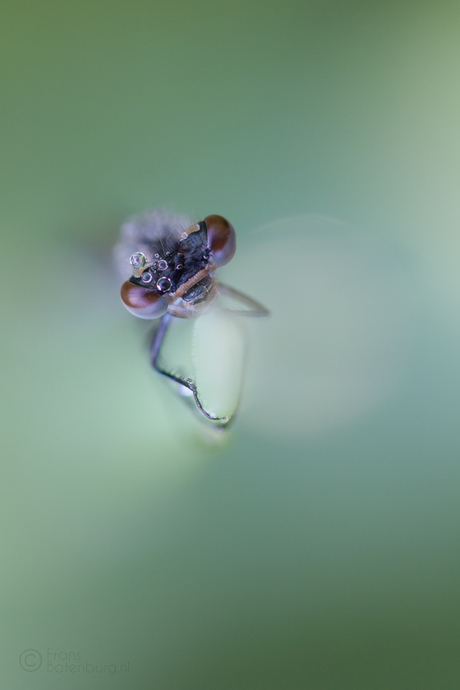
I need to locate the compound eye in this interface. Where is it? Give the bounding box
[120,282,168,319]
[204,215,236,267]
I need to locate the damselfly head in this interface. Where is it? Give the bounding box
[120,214,236,320]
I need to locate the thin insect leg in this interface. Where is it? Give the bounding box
[216,282,270,317]
[150,314,229,423]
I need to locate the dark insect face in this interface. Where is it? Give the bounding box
[131,223,210,296]
[121,215,236,319]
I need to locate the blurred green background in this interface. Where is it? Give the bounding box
[2,0,460,687]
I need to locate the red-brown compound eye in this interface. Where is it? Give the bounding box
[204,215,236,267]
[120,282,168,319]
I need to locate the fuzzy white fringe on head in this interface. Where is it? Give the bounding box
[113,208,192,280]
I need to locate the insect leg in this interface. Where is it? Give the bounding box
[215,282,270,317]
[149,313,229,423]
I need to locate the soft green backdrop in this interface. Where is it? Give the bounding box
[2,0,460,688]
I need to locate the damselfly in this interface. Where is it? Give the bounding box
[115,209,268,425]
